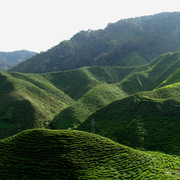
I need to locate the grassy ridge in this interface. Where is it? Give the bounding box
[0,129,179,179]
[48,65,148,130]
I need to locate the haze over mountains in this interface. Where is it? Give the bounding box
[0,12,180,179]
[0,50,36,71]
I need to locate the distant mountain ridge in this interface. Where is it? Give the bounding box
[9,12,180,73]
[0,50,36,71]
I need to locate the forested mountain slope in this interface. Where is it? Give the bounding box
[10,12,180,73]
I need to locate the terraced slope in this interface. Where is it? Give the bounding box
[78,84,180,155]
[0,72,73,139]
[0,129,179,179]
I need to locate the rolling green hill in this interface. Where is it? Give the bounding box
[0,71,73,139]
[9,12,180,73]
[78,84,180,155]
[0,129,179,179]
[0,50,36,71]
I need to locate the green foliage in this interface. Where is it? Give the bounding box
[9,12,180,73]
[0,129,179,179]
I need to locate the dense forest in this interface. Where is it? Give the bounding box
[10,12,180,73]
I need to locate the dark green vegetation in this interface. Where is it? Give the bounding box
[1,11,180,180]
[0,129,179,179]
[10,12,180,73]
[1,52,180,157]
[0,50,36,71]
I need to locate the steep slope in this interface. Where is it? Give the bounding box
[78,84,180,155]
[0,71,73,139]
[0,129,179,179]
[0,50,36,71]
[10,12,180,73]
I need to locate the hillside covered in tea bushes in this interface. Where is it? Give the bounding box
[0,129,179,179]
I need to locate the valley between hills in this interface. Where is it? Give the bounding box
[0,12,180,179]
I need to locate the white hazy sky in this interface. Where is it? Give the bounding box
[0,0,180,52]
